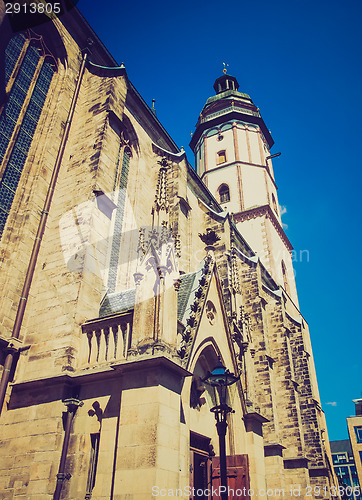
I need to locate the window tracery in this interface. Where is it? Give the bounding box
[0,30,56,237]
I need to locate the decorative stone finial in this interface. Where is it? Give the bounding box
[157,157,169,169]
[198,228,220,246]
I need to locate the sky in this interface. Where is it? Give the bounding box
[76,0,362,441]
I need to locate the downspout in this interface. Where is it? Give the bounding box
[53,398,83,500]
[0,50,88,415]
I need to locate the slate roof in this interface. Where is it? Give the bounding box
[177,272,197,322]
[177,266,204,324]
[99,288,136,317]
[99,264,207,322]
[330,439,353,454]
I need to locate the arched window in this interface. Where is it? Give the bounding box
[219,184,230,203]
[0,31,56,238]
[217,150,226,164]
[281,260,290,295]
[107,145,133,293]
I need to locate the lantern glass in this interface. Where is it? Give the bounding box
[202,360,239,409]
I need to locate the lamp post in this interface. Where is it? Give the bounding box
[203,359,239,500]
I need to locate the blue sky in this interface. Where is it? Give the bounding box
[77,0,362,441]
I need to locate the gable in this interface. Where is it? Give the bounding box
[188,269,237,376]
[177,256,238,378]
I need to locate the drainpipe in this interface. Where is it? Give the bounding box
[0,50,88,415]
[53,398,83,500]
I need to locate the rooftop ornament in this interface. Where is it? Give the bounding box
[198,228,220,246]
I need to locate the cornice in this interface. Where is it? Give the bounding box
[233,205,293,252]
[190,107,274,151]
[201,159,278,190]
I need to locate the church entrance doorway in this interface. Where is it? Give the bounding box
[190,431,213,499]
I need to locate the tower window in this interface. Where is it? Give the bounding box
[219,184,230,203]
[281,260,290,295]
[217,150,226,164]
[272,193,278,215]
[180,200,189,217]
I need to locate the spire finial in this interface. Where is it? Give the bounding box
[222,62,229,74]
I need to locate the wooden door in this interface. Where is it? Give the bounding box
[211,454,250,499]
[190,432,213,499]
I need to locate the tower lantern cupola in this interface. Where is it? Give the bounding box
[213,74,239,94]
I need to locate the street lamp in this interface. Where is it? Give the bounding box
[202,359,239,500]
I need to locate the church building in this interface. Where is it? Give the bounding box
[0,3,337,499]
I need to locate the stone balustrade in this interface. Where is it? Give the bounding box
[81,313,133,366]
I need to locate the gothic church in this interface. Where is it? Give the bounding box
[0,3,337,499]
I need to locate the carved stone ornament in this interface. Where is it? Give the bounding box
[154,157,170,213]
[198,228,221,246]
[133,272,144,286]
[173,278,181,291]
[178,255,215,364]
[205,300,216,326]
[229,250,241,294]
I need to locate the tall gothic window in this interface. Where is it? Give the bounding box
[0,31,56,238]
[107,146,132,293]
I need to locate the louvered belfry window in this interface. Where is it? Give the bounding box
[0,31,56,237]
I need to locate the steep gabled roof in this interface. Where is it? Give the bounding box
[99,288,136,317]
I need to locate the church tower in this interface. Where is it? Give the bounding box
[190,72,297,303]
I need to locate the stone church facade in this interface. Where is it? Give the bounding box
[0,3,337,499]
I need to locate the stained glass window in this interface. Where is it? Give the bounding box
[107,148,132,292]
[0,33,55,237]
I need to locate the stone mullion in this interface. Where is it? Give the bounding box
[0,38,30,118]
[0,55,45,181]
